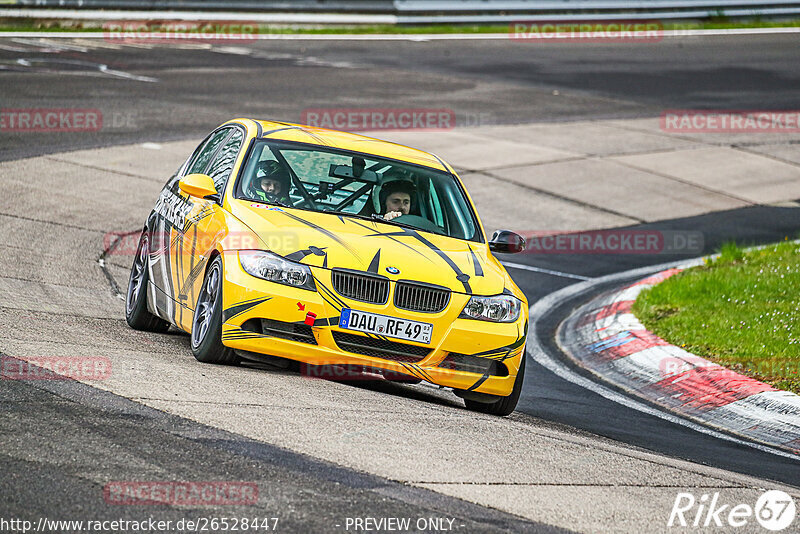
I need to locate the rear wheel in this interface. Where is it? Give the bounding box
[463,355,526,416]
[125,231,170,333]
[191,256,239,365]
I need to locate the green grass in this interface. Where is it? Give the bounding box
[633,240,800,394]
[1,18,800,34]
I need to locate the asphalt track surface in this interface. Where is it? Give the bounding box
[2,33,800,162]
[1,34,799,530]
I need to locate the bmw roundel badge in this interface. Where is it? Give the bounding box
[386,266,400,275]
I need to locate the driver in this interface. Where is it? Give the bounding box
[252,160,291,203]
[379,179,415,221]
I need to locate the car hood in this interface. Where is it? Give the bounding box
[229,200,507,295]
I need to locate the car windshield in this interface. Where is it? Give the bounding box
[235,140,482,242]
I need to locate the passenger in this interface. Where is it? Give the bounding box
[380,179,416,221]
[252,160,290,203]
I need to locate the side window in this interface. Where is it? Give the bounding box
[206,129,244,193]
[187,129,231,176]
[180,135,209,177]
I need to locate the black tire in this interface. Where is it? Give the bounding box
[463,355,526,416]
[190,255,239,365]
[125,231,171,333]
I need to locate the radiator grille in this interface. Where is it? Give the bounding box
[394,282,450,313]
[439,353,508,376]
[332,331,431,363]
[331,269,389,304]
[240,318,317,345]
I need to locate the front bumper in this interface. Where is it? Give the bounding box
[219,256,527,397]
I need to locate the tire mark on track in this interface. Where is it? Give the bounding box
[0,211,103,233]
[462,168,646,223]
[98,229,141,299]
[45,156,168,183]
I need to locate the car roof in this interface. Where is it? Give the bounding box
[228,118,450,173]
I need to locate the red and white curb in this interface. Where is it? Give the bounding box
[558,267,800,454]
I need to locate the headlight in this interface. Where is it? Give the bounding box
[238,250,316,291]
[459,294,522,323]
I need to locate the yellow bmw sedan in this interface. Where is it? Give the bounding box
[125,118,528,415]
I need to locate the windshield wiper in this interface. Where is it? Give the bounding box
[369,214,420,232]
[319,209,430,234]
[318,210,412,229]
[318,209,376,222]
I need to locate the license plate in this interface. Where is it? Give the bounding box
[339,309,432,344]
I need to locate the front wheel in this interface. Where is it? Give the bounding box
[191,256,239,365]
[463,355,526,416]
[125,231,170,333]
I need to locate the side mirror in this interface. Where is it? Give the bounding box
[489,230,526,254]
[179,173,219,200]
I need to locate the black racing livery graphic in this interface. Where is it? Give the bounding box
[286,245,327,263]
[467,321,528,362]
[246,118,263,138]
[347,219,434,263]
[464,321,527,391]
[367,250,381,273]
[467,372,491,392]
[398,362,435,382]
[468,245,484,277]
[278,210,362,262]
[261,125,300,137]
[186,205,215,225]
[356,222,473,293]
[263,124,333,147]
[173,217,199,326]
[313,277,348,325]
[222,327,264,342]
[148,172,221,328]
[223,297,273,323]
[176,253,208,303]
[154,189,194,229]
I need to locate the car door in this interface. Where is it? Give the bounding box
[174,127,245,331]
[149,127,232,325]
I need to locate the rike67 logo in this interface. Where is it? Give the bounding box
[668,490,796,531]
